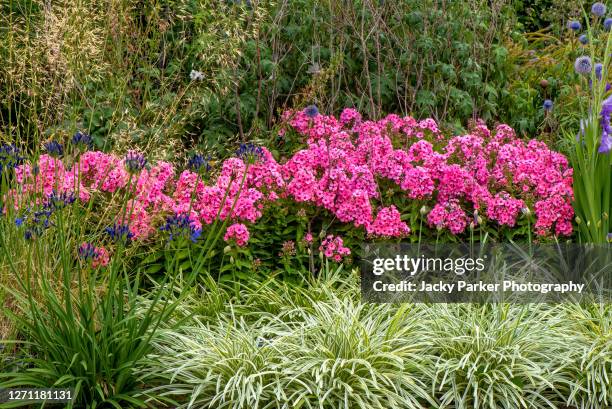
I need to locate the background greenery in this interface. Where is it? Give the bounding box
[1,1,611,408]
[2,0,590,159]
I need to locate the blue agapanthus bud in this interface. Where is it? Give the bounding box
[124,150,147,173]
[78,243,97,260]
[543,99,553,111]
[188,153,210,173]
[47,190,76,209]
[71,131,93,150]
[105,223,134,242]
[236,143,263,162]
[0,144,23,176]
[159,214,202,243]
[592,2,607,17]
[569,20,582,31]
[44,141,64,157]
[575,56,593,74]
[579,34,588,45]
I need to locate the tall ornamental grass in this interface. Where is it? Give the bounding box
[566,6,612,243]
[140,269,610,409]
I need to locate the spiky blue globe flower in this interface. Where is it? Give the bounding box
[304,105,319,118]
[575,56,593,74]
[579,34,588,45]
[543,99,553,111]
[71,131,93,150]
[592,2,607,17]
[44,141,63,157]
[569,20,582,31]
[124,150,147,173]
[595,63,604,80]
[605,17,612,30]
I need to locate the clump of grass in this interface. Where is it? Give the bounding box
[279,298,435,409]
[142,272,611,409]
[143,272,435,409]
[563,302,611,409]
[427,303,573,409]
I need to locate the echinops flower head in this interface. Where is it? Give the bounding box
[569,20,582,31]
[304,105,319,118]
[605,17,612,30]
[543,99,553,111]
[595,63,604,80]
[579,34,588,45]
[575,56,593,74]
[592,2,607,17]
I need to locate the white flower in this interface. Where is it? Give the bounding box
[190,70,204,81]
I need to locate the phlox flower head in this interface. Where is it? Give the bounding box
[44,141,64,158]
[575,56,592,75]
[223,223,250,247]
[319,234,350,262]
[92,247,110,267]
[592,2,606,17]
[124,150,147,173]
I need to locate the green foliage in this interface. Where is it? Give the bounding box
[140,270,610,409]
[1,0,522,158]
[562,17,612,243]
[563,302,612,409]
[429,304,572,409]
